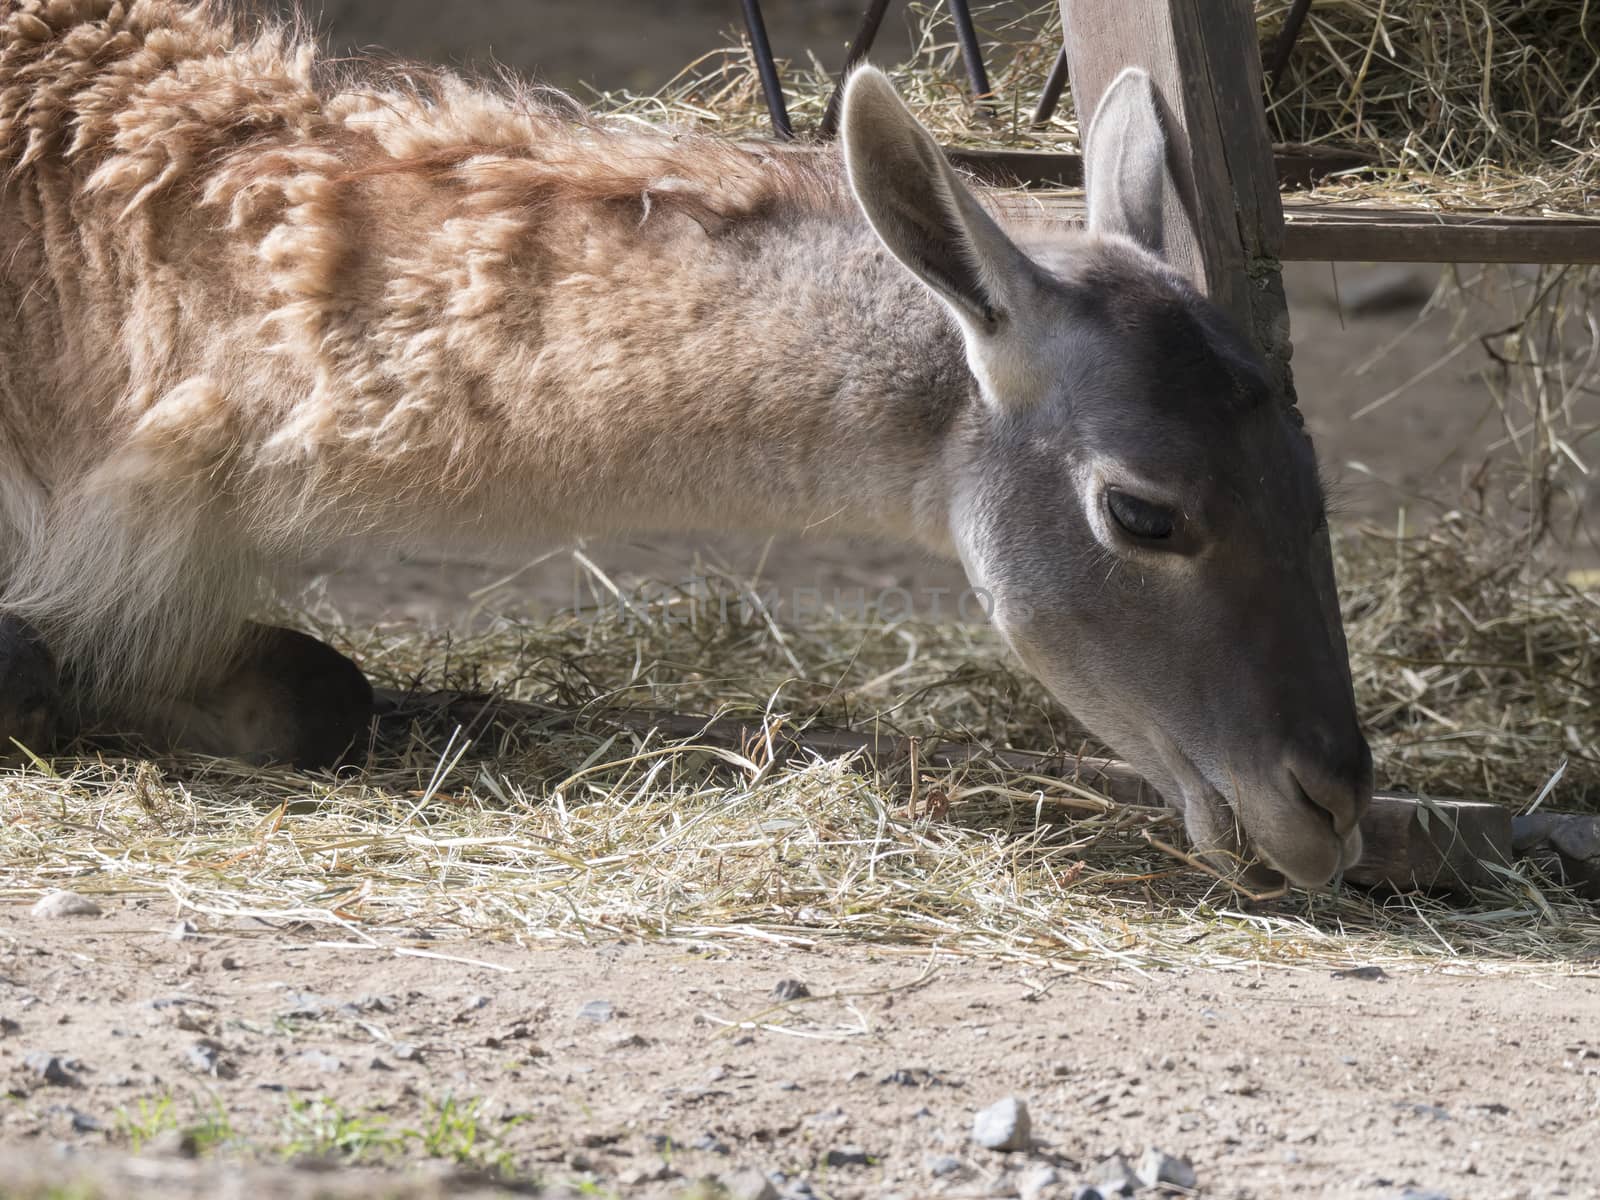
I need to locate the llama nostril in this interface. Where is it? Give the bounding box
[1288,745,1373,838]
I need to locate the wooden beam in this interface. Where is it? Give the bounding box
[1007,194,1600,265]
[1058,0,1294,388]
[942,143,1373,192]
[1344,794,1512,893]
[1280,206,1600,265]
[380,690,1514,893]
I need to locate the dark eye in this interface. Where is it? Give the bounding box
[1106,489,1176,541]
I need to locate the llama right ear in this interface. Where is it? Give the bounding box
[842,66,1047,408]
[1083,67,1173,256]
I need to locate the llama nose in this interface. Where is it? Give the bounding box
[1286,730,1374,838]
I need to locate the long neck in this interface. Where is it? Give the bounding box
[476,208,977,558]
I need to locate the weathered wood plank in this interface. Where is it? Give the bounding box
[1011,194,1600,265]
[1058,0,1293,385]
[380,690,1514,893]
[1280,207,1600,265]
[1343,794,1512,893]
[941,144,1372,191]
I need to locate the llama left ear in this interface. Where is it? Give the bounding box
[1083,67,1173,257]
[841,66,1049,409]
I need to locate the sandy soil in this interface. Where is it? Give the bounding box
[3,901,1598,1200]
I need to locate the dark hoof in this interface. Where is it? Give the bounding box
[0,615,60,759]
[254,627,375,769]
[169,626,375,769]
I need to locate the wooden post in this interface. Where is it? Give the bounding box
[1057,0,1295,398]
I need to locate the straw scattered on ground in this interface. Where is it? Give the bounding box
[3,522,1598,980]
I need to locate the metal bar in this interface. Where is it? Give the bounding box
[1030,44,1071,127]
[1266,0,1314,95]
[739,0,793,139]
[945,0,995,110]
[819,0,897,139]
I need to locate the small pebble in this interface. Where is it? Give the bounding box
[185,1040,233,1079]
[577,999,615,1023]
[719,1170,779,1200]
[31,891,101,919]
[617,1163,678,1185]
[690,1132,730,1155]
[67,1107,104,1134]
[1398,1191,1451,1200]
[1089,1153,1142,1197]
[392,1041,423,1062]
[972,1096,1031,1152]
[1019,1165,1063,1200]
[299,1049,344,1073]
[0,1016,19,1037]
[169,920,199,942]
[823,1145,871,1168]
[23,1052,71,1085]
[771,978,811,1001]
[925,1154,964,1178]
[1137,1147,1197,1190]
[369,1057,393,1072]
[219,956,240,971]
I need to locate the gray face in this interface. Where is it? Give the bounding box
[953,250,1372,887]
[841,65,1373,888]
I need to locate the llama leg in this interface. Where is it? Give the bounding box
[141,625,375,769]
[0,615,61,759]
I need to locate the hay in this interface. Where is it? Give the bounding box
[594,0,1598,213]
[2,536,1598,976]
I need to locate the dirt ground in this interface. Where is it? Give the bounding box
[3,901,1598,1200]
[4,6,1598,1199]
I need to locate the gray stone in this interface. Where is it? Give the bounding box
[577,999,615,1023]
[1136,1147,1196,1190]
[169,920,200,941]
[23,1052,71,1085]
[1398,1191,1451,1200]
[972,1096,1031,1152]
[720,1170,780,1200]
[298,1049,344,1073]
[185,1040,234,1079]
[1019,1165,1065,1200]
[925,1154,964,1178]
[771,979,811,1001]
[30,891,101,919]
[617,1163,678,1185]
[1090,1153,1142,1196]
[822,1145,871,1168]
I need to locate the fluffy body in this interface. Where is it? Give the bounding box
[0,0,971,705]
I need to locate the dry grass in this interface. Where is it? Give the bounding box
[594,0,1598,213]
[2,528,1598,979]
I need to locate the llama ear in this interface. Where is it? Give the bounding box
[1083,67,1172,256]
[842,66,1046,407]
